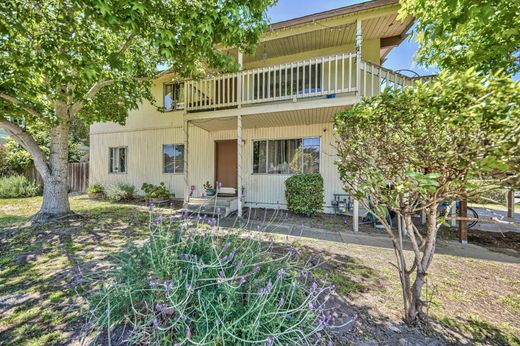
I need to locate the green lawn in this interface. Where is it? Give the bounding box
[0,196,519,345]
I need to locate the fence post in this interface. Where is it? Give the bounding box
[507,189,514,218]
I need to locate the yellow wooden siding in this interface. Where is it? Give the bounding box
[91,120,344,213]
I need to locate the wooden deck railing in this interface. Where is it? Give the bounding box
[184,53,432,112]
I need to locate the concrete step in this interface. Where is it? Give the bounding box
[185,203,230,217]
[187,197,235,207]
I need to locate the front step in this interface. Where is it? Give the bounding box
[184,196,238,217]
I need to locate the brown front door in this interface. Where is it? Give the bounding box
[215,140,237,189]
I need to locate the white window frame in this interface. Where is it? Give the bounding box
[109,146,128,174]
[251,137,321,175]
[163,82,184,112]
[162,144,185,174]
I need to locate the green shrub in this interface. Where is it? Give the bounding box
[106,183,135,202]
[0,175,41,198]
[86,183,104,194]
[85,218,336,345]
[285,173,324,216]
[141,182,171,199]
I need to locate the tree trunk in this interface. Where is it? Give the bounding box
[32,119,71,223]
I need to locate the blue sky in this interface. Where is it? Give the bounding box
[267,0,437,76]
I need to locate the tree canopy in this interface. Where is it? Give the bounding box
[399,0,520,74]
[0,0,275,221]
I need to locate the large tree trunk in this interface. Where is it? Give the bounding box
[32,119,72,223]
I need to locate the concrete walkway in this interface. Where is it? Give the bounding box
[231,218,520,264]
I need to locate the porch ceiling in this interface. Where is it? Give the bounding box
[242,13,412,65]
[190,106,348,132]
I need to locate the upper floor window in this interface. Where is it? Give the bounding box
[253,137,320,174]
[163,144,184,173]
[164,82,184,111]
[109,147,127,173]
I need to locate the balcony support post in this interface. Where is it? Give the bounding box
[237,114,243,218]
[183,119,189,203]
[355,19,362,95]
[238,51,243,108]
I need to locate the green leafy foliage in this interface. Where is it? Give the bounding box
[399,0,520,73]
[335,69,520,213]
[86,218,336,345]
[0,175,41,198]
[86,183,104,195]
[285,173,324,216]
[106,183,135,202]
[141,182,170,199]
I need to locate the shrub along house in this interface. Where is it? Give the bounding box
[89,0,426,219]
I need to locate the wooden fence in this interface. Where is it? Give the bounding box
[25,162,89,193]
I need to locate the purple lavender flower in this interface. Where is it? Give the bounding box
[208,218,217,227]
[148,202,154,211]
[265,280,273,294]
[277,268,285,279]
[179,228,184,236]
[222,242,231,252]
[266,336,274,346]
[185,283,192,291]
[238,276,246,286]
[153,318,159,330]
[216,207,221,215]
[311,281,318,293]
[279,296,285,307]
[256,225,261,232]
[253,264,260,274]
[183,209,189,219]
[235,259,243,271]
[155,215,163,223]
[218,270,225,279]
[291,281,297,289]
[308,302,314,309]
[187,229,196,238]
[149,280,160,287]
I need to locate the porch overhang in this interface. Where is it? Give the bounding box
[189,104,351,132]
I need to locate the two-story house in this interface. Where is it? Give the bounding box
[89,0,422,217]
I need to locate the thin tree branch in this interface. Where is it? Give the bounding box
[0,92,48,123]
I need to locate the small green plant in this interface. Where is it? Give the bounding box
[106,183,135,202]
[0,175,41,198]
[285,173,324,216]
[141,182,171,199]
[86,183,104,195]
[85,217,338,345]
[202,181,213,191]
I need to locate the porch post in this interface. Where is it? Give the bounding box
[353,199,359,232]
[507,189,514,218]
[237,115,243,217]
[183,119,189,203]
[355,19,362,95]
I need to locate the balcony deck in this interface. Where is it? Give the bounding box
[181,52,430,119]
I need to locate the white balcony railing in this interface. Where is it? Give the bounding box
[184,53,429,112]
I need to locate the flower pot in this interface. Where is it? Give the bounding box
[205,189,216,196]
[88,192,104,199]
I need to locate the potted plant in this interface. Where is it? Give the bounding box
[141,182,172,205]
[203,181,216,196]
[87,183,105,199]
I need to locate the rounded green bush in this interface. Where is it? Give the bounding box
[86,216,336,345]
[285,173,324,216]
[106,183,135,202]
[0,175,41,198]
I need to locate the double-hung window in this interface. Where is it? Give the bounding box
[252,137,320,174]
[163,144,185,173]
[109,147,127,173]
[163,82,184,111]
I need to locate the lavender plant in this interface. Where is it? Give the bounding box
[86,212,338,345]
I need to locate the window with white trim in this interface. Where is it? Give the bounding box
[163,144,184,173]
[252,137,320,174]
[109,147,127,173]
[164,82,184,111]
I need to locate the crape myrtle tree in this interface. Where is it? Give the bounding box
[0,0,275,222]
[334,70,520,323]
[399,0,520,74]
